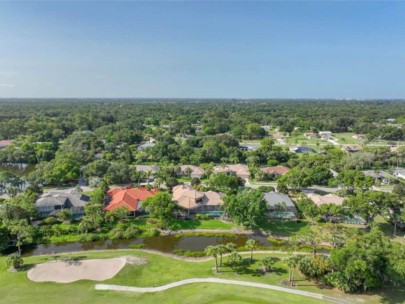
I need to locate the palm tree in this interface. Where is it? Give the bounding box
[226,242,237,252]
[285,256,300,286]
[227,251,242,274]
[217,244,227,267]
[245,239,257,262]
[205,245,219,273]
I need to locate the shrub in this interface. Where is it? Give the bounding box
[108,227,125,240]
[123,226,141,239]
[195,213,211,220]
[43,217,58,225]
[6,254,23,269]
[77,233,101,242]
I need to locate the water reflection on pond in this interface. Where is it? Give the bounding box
[0,163,35,177]
[27,234,278,256]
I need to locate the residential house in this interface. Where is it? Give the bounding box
[342,145,362,153]
[304,133,318,139]
[329,169,338,178]
[0,140,12,149]
[180,165,205,179]
[352,134,366,140]
[392,168,405,180]
[35,190,90,218]
[172,184,223,216]
[104,187,158,214]
[290,146,315,154]
[260,125,271,132]
[135,164,161,174]
[264,191,297,220]
[319,131,332,140]
[306,193,345,206]
[239,143,260,151]
[260,166,290,179]
[271,133,285,139]
[362,170,395,184]
[137,142,156,151]
[213,164,250,179]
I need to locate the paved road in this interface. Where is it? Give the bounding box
[95,278,353,304]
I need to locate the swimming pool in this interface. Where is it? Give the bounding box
[201,211,225,217]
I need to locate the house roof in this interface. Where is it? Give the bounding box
[137,143,156,150]
[213,164,250,178]
[393,168,405,176]
[260,166,290,175]
[0,140,12,147]
[264,192,295,208]
[36,190,90,211]
[362,170,394,179]
[342,145,362,153]
[135,165,161,173]
[304,132,318,137]
[105,187,158,212]
[271,133,284,139]
[180,165,205,176]
[306,193,345,206]
[352,134,366,138]
[172,184,223,210]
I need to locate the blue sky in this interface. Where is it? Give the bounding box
[0,1,405,98]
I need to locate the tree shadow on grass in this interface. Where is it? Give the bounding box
[266,266,287,276]
[371,287,405,304]
[18,263,35,271]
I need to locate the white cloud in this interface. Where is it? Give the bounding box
[0,83,16,88]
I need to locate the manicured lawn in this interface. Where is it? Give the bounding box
[126,217,234,231]
[375,215,405,245]
[168,219,234,230]
[259,221,309,237]
[1,250,400,304]
[333,132,364,145]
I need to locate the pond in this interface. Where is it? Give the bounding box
[0,163,35,177]
[25,234,279,256]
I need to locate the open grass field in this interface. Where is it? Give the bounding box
[129,217,234,231]
[1,250,403,304]
[168,219,234,230]
[333,133,364,145]
[259,221,309,237]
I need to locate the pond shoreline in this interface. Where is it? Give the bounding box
[21,231,295,257]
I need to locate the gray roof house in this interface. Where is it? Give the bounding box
[392,168,405,180]
[362,170,394,184]
[35,190,90,218]
[179,165,205,179]
[263,191,297,220]
[135,164,161,174]
[137,142,156,151]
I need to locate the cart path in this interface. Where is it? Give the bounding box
[95,278,353,304]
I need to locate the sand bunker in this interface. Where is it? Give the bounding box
[28,257,129,283]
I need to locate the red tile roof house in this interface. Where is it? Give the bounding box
[0,140,12,149]
[260,166,290,179]
[104,187,158,216]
